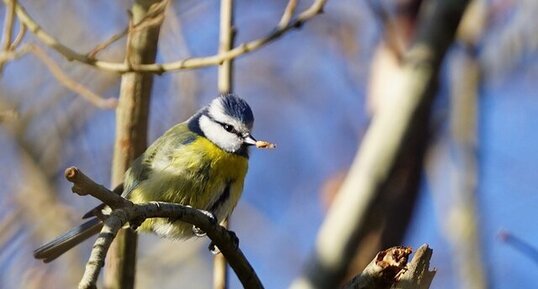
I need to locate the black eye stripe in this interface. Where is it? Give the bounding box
[204,113,242,136]
[216,121,239,135]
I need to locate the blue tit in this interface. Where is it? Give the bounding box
[34,94,263,262]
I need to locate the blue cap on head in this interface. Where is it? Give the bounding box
[218,93,254,127]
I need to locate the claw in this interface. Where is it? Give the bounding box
[192,210,217,237]
[208,241,220,255]
[227,230,239,249]
[207,230,239,254]
[193,226,207,237]
[129,217,144,231]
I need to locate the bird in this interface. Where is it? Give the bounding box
[34,94,271,263]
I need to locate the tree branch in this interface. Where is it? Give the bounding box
[277,0,298,29]
[1,0,15,51]
[0,0,16,71]
[4,0,326,73]
[63,167,263,289]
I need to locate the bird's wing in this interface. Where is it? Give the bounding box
[122,122,198,198]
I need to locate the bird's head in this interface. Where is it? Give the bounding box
[197,94,257,155]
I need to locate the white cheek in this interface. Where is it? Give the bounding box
[199,115,242,152]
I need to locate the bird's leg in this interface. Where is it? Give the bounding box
[208,230,239,255]
[192,209,217,237]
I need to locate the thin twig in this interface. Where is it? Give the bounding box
[10,22,26,50]
[498,230,538,267]
[0,43,29,63]
[87,0,168,59]
[5,0,327,73]
[64,167,132,209]
[87,27,128,59]
[28,45,118,109]
[0,0,16,71]
[277,0,297,29]
[1,0,16,51]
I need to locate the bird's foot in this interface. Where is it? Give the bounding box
[208,230,239,255]
[192,209,217,237]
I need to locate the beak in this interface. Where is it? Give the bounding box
[243,134,257,146]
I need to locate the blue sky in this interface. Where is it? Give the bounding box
[1,1,537,288]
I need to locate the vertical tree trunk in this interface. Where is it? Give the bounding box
[105,1,164,289]
[214,1,235,288]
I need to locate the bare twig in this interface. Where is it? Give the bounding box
[498,230,538,266]
[64,167,132,209]
[5,0,327,73]
[1,0,16,51]
[0,0,16,71]
[10,22,26,50]
[278,0,297,29]
[0,43,28,63]
[87,27,129,59]
[87,0,168,59]
[28,45,118,109]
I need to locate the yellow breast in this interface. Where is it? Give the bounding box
[128,135,249,238]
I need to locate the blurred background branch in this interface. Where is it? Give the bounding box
[1,0,538,288]
[290,0,470,288]
[442,1,488,288]
[4,0,327,73]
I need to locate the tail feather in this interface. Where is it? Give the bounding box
[34,217,103,263]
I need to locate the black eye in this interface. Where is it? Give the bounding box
[223,124,234,133]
